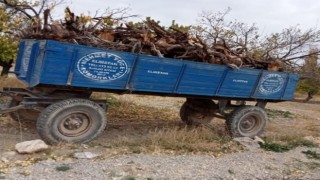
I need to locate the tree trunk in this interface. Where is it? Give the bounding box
[304,92,314,102]
[0,60,13,77]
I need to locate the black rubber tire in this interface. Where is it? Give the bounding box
[226,105,267,138]
[179,99,217,125]
[179,102,194,125]
[8,98,40,121]
[36,98,107,144]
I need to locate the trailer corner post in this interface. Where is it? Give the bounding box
[256,101,267,109]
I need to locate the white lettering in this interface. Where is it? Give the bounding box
[77,52,128,81]
[147,70,169,75]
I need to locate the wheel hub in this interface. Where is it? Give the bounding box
[241,117,256,130]
[64,117,83,130]
[239,115,261,134]
[59,113,91,137]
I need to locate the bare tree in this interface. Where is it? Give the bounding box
[260,27,320,63]
[194,9,320,68]
[195,8,260,51]
[195,8,232,44]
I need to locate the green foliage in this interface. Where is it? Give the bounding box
[0,5,20,63]
[106,95,121,107]
[126,21,145,27]
[259,139,317,152]
[302,150,320,160]
[0,8,10,32]
[170,20,191,32]
[288,139,318,148]
[0,0,42,65]
[297,79,319,95]
[0,36,18,62]
[103,17,115,26]
[55,164,71,172]
[146,16,160,24]
[266,109,294,118]
[123,176,136,180]
[297,48,320,97]
[259,142,292,152]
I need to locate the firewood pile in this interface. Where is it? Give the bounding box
[20,8,282,71]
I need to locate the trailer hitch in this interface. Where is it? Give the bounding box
[0,104,25,114]
[0,90,28,114]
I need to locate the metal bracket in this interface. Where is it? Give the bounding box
[0,104,25,114]
[256,101,267,108]
[2,87,44,98]
[218,99,229,115]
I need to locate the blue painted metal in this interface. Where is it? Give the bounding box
[125,54,139,90]
[14,40,300,101]
[66,49,79,85]
[173,64,186,93]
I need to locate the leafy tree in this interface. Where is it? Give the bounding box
[0,0,63,76]
[0,5,19,76]
[297,48,320,101]
[0,36,17,76]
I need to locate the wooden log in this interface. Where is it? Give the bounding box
[17,8,283,72]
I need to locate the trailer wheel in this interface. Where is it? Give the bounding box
[179,102,194,125]
[36,98,106,144]
[180,99,217,125]
[226,105,267,137]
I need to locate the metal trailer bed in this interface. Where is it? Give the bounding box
[0,40,299,144]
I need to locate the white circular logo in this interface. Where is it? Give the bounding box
[77,52,128,81]
[259,74,284,95]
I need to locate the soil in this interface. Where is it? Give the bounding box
[0,94,320,179]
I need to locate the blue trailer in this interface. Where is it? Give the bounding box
[0,40,299,144]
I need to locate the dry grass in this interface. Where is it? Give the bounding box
[0,78,25,150]
[0,78,319,157]
[263,97,320,147]
[0,77,318,174]
[0,85,240,156]
[89,94,240,155]
[0,77,26,134]
[106,127,239,155]
[0,77,25,89]
[265,118,320,139]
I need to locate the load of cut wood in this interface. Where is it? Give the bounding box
[20,8,282,71]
